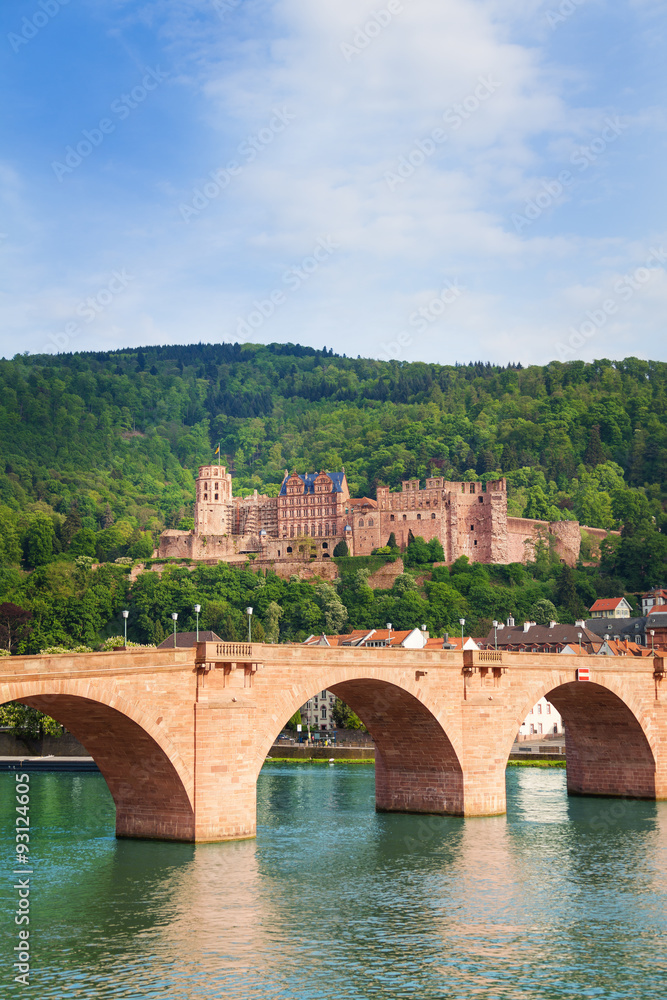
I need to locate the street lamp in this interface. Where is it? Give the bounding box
[122,609,129,646]
[492,620,499,651]
[459,618,465,646]
[246,606,253,643]
[194,604,201,641]
[578,631,582,654]
[171,612,178,647]
[386,622,392,646]
[650,629,655,653]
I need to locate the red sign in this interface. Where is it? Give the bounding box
[576,666,590,681]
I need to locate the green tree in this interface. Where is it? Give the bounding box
[332,697,366,731]
[333,539,349,557]
[530,598,558,626]
[22,514,55,568]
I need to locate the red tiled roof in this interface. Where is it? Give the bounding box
[590,598,626,612]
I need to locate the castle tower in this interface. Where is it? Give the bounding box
[194,465,233,535]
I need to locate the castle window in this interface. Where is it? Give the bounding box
[214,494,218,500]
[325,524,330,536]
[359,519,364,527]
[470,483,475,494]
[204,494,208,500]
[390,514,395,521]
[402,514,407,521]
[290,527,294,537]
[461,483,465,493]
[322,542,328,549]
[474,539,477,546]
[318,524,322,536]
[417,514,421,520]
[368,518,374,526]
[215,483,218,489]
[471,525,474,530]
[431,513,436,519]
[478,496,484,503]
[287,546,292,553]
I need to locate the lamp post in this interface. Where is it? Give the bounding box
[578,631,582,654]
[171,612,178,647]
[194,604,201,641]
[492,620,498,651]
[122,609,129,646]
[650,629,655,653]
[459,618,465,646]
[246,606,253,643]
[386,622,392,647]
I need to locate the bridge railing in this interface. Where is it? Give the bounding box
[196,642,254,661]
[463,650,503,668]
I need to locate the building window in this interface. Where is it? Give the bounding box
[359,519,364,527]
[474,540,477,545]
[546,704,551,715]
[537,704,542,714]
[368,518,374,526]
[470,483,475,493]
[322,542,328,549]
[390,514,395,521]
[478,496,484,504]
[321,707,327,719]
[431,513,436,519]
[402,514,407,521]
[553,724,558,734]
[417,513,421,520]
[470,525,474,531]
[214,494,219,500]
[204,494,208,500]
[287,546,292,553]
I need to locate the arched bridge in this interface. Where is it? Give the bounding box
[2,643,666,841]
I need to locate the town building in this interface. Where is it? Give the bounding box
[158,465,604,568]
[478,619,606,654]
[589,597,633,619]
[641,587,667,616]
[517,697,563,739]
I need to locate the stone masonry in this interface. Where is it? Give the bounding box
[158,467,587,567]
[2,645,666,842]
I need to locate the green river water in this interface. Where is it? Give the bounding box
[2,764,666,999]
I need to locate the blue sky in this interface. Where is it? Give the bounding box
[1,0,666,365]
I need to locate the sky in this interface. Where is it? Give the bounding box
[1,0,666,366]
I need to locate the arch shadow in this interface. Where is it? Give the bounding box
[261,678,464,816]
[539,681,655,800]
[10,694,195,840]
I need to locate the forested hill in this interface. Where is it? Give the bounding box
[0,345,665,552]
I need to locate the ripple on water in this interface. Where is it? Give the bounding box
[1,765,666,999]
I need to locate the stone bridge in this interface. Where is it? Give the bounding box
[2,644,666,842]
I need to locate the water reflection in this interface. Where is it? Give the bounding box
[1,765,666,999]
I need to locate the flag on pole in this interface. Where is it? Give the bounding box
[214,444,220,456]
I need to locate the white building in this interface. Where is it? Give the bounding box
[518,697,563,739]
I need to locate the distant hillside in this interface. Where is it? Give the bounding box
[0,345,665,556]
[0,344,665,653]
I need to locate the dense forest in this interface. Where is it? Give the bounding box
[0,344,665,655]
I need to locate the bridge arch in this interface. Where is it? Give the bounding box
[258,676,464,816]
[4,688,195,840]
[507,677,657,800]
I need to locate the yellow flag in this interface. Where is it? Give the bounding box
[214,445,220,455]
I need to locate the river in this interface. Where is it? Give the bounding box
[2,763,666,999]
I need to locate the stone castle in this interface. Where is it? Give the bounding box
[157,465,599,567]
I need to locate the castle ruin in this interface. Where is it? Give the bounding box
[157,466,585,567]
